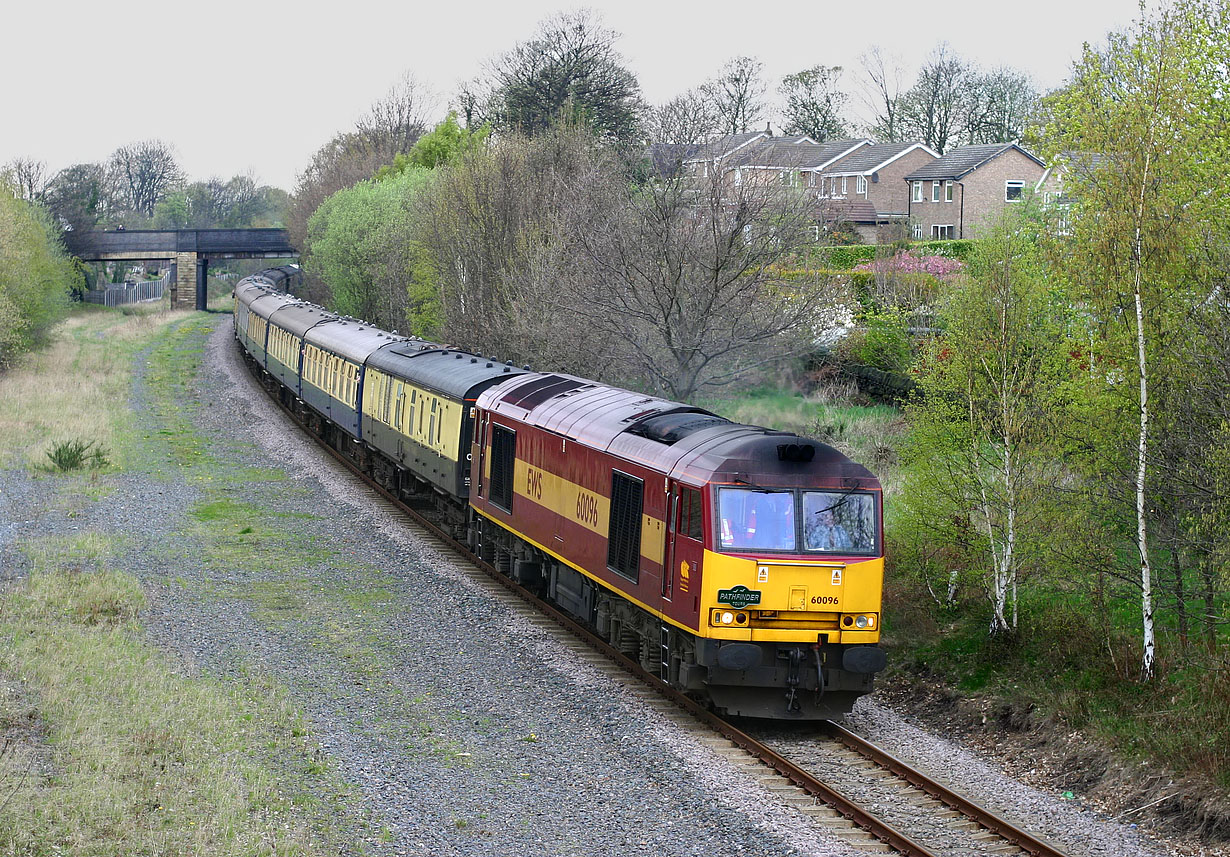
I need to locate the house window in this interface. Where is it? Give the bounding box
[932,182,941,202]
[856,175,867,195]
[830,176,838,196]
[808,172,817,188]
[912,181,923,202]
[607,471,643,581]
[945,181,954,202]
[841,176,848,195]
[931,224,954,239]
[1005,181,1024,202]
[912,223,923,239]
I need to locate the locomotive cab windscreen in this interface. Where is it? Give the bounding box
[717,488,879,555]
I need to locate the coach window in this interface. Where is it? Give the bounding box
[489,425,516,512]
[608,471,643,581]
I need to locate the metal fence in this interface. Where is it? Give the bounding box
[82,272,169,307]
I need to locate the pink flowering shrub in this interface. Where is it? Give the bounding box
[853,251,965,281]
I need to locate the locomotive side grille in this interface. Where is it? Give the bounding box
[490,425,516,511]
[607,470,643,582]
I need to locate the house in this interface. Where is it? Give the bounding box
[725,137,870,191]
[902,143,1047,239]
[682,131,771,179]
[814,142,940,242]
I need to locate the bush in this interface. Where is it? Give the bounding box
[45,439,110,471]
[841,309,913,373]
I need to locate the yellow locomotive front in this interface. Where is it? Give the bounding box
[679,442,886,719]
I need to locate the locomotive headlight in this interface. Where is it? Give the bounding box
[842,613,878,630]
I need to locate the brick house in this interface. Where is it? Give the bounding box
[712,136,869,191]
[814,142,939,241]
[902,143,1046,239]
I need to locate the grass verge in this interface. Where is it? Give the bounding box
[0,304,193,471]
[0,535,361,856]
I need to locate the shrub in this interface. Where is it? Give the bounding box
[45,439,110,471]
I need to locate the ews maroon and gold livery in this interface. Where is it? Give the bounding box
[469,373,885,719]
[234,270,886,720]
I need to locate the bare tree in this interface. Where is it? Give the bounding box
[962,67,1040,144]
[705,56,768,136]
[107,139,184,218]
[2,158,50,202]
[779,66,849,142]
[898,44,972,154]
[859,47,905,142]
[645,88,723,144]
[356,72,435,163]
[561,162,843,400]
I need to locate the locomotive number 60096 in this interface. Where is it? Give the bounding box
[575,492,600,528]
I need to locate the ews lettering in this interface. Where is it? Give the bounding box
[526,468,543,500]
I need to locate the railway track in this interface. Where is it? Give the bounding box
[247,348,1073,857]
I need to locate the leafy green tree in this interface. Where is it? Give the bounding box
[305,168,435,330]
[375,113,490,179]
[1043,0,1230,679]
[152,191,191,229]
[900,203,1069,635]
[0,185,79,365]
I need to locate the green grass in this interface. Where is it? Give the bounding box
[693,385,905,488]
[885,577,1230,789]
[0,537,364,856]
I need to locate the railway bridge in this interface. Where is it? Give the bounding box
[63,229,299,310]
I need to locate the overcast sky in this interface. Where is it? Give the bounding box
[3,0,1147,192]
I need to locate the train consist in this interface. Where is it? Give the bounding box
[233,269,886,719]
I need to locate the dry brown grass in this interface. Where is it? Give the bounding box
[0,306,195,469]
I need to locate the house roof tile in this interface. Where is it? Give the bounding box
[819,197,880,223]
[903,143,1044,180]
[821,142,935,175]
[728,137,869,170]
[686,132,767,162]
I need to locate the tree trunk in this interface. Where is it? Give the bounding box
[1134,267,1156,682]
[1170,540,1188,654]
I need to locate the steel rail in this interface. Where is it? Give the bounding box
[238,340,1065,857]
[821,720,1068,857]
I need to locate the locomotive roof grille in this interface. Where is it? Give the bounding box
[627,410,731,445]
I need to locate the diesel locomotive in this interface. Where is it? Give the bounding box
[233,270,886,719]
